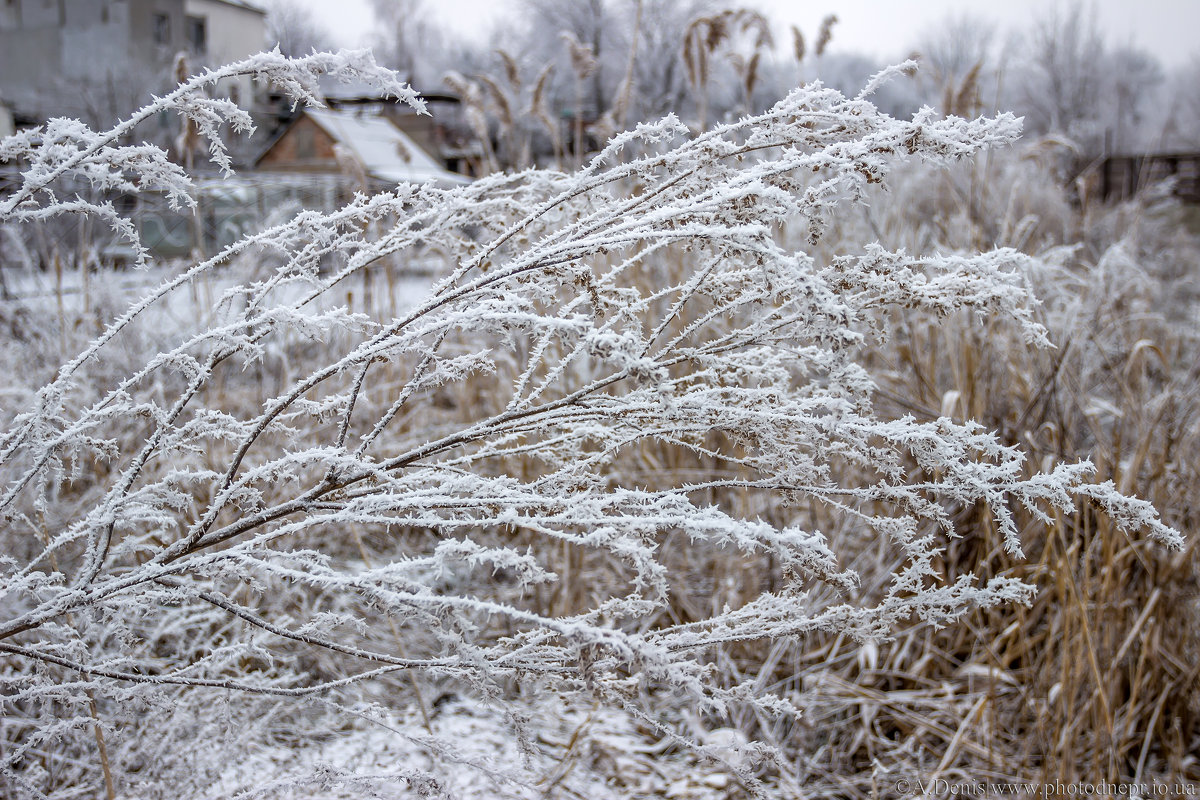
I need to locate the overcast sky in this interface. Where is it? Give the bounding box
[291,0,1199,68]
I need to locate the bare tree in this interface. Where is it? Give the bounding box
[1017,3,1101,135]
[1005,2,1164,153]
[625,0,715,119]
[1160,56,1200,149]
[263,0,336,57]
[913,13,996,116]
[367,0,462,86]
[523,0,615,117]
[1106,45,1164,151]
[682,7,774,130]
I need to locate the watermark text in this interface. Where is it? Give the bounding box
[894,778,1199,798]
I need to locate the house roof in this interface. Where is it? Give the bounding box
[189,0,267,14]
[304,108,471,187]
[316,75,459,106]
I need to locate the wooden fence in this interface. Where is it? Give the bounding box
[1099,152,1200,203]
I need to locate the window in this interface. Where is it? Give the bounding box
[295,126,315,159]
[0,0,16,33]
[185,15,206,54]
[152,12,170,45]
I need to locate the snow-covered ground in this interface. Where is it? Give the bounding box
[211,696,749,800]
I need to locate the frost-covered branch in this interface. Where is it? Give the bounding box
[0,61,1180,798]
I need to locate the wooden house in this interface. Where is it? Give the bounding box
[255,107,471,188]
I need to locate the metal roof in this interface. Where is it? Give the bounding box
[304,108,471,187]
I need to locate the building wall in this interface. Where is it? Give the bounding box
[0,0,187,123]
[126,0,187,61]
[16,0,64,28]
[257,116,340,172]
[0,101,14,139]
[184,0,265,105]
[385,110,441,163]
[0,0,68,116]
[186,0,262,66]
[60,0,133,85]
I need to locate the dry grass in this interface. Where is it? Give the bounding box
[4,105,1196,799]
[714,167,1200,793]
[393,156,1200,792]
